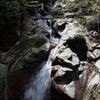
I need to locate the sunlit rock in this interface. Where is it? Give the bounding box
[51,1,64,18]
[61,81,75,99]
[53,66,73,79]
[53,19,68,32]
[95,60,100,72]
[57,48,80,67]
[75,66,100,100]
[51,78,75,99]
[87,51,97,59]
[93,49,100,58]
[78,61,90,71]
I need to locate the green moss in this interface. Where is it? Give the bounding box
[0,1,21,28]
[12,37,37,57]
[87,54,93,63]
[89,84,98,100]
[34,37,47,48]
[74,22,80,27]
[94,67,100,74]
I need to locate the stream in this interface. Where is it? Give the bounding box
[0,1,100,100]
[24,47,59,100]
[24,17,60,100]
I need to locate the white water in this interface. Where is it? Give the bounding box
[36,19,60,45]
[24,18,60,100]
[24,62,51,100]
[24,45,59,100]
[36,19,52,35]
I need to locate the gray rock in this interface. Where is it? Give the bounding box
[95,60,100,72]
[61,81,75,99]
[0,52,7,62]
[57,48,79,67]
[93,49,100,58]
[78,61,90,71]
[0,64,7,79]
[75,67,100,100]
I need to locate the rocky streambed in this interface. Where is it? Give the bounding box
[0,0,100,100]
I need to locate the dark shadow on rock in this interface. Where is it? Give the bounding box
[0,25,20,52]
[67,35,88,61]
[50,87,76,100]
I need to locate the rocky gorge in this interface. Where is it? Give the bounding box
[0,0,100,100]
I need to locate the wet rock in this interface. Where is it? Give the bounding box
[0,64,7,79]
[53,66,73,79]
[93,49,100,58]
[95,44,100,49]
[0,51,7,62]
[51,65,60,72]
[51,78,75,99]
[7,70,31,100]
[87,51,97,59]
[56,48,80,67]
[51,1,64,18]
[53,19,67,32]
[83,83,100,100]
[75,66,100,100]
[0,79,5,100]
[50,82,75,100]
[64,12,77,18]
[95,60,100,72]
[60,81,75,99]
[1,0,100,99]
[0,16,53,99]
[78,61,90,71]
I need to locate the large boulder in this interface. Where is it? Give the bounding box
[51,17,100,100]
[0,17,51,100]
[75,66,100,100]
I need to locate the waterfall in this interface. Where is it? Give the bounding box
[24,45,59,100]
[36,19,59,45]
[36,19,52,35]
[24,18,60,100]
[24,61,51,100]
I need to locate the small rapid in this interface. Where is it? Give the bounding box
[24,17,60,100]
[24,61,51,100]
[24,44,59,100]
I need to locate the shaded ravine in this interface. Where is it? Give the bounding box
[24,46,59,100]
[23,17,60,100]
[2,1,100,100]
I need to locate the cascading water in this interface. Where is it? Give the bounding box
[36,19,59,45]
[36,19,52,35]
[24,18,60,100]
[24,47,59,100]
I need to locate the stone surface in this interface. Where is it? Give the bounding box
[95,60,100,72]
[75,66,100,100]
[0,16,52,100]
[0,0,100,100]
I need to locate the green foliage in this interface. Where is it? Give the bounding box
[0,0,41,29]
[63,0,100,15]
[87,0,100,14]
[0,1,21,28]
[27,1,41,9]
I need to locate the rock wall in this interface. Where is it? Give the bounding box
[0,0,100,100]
